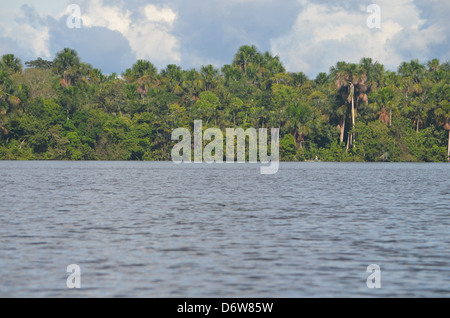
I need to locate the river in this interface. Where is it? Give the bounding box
[0,161,448,297]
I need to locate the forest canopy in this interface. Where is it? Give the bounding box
[0,46,449,162]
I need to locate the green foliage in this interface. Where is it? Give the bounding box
[0,48,448,162]
[193,91,220,125]
[354,121,398,162]
[28,98,65,125]
[280,133,298,161]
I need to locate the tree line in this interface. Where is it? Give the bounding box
[0,46,449,162]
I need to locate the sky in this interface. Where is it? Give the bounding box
[0,0,448,77]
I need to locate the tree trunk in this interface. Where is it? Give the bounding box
[346,134,350,152]
[416,119,419,133]
[351,94,356,144]
[448,129,450,162]
[340,117,346,144]
[351,87,356,128]
[389,109,392,127]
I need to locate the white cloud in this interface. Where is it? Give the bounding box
[16,23,50,58]
[81,0,132,35]
[0,5,51,59]
[270,0,446,76]
[1,0,447,74]
[81,0,180,66]
[144,5,177,24]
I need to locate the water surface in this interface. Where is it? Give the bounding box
[0,161,449,297]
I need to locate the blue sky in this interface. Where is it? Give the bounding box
[0,0,448,77]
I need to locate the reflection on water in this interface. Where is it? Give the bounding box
[0,161,449,297]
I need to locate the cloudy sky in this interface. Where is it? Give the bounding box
[0,0,448,77]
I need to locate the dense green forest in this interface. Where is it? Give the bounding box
[0,46,449,162]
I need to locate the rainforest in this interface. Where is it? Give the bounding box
[0,45,449,162]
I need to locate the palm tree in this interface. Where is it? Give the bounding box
[233,45,258,74]
[123,59,157,82]
[292,72,309,88]
[88,68,103,84]
[428,58,440,72]
[314,72,328,87]
[200,65,218,91]
[0,74,20,137]
[53,48,81,87]
[161,64,183,94]
[360,57,384,92]
[331,62,364,147]
[2,54,23,74]
[0,71,21,111]
[221,64,241,86]
[374,87,397,126]
[123,60,159,105]
[262,51,285,77]
[399,60,430,133]
[427,59,442,83]
[182,69,203,100]
[384,71,401,126]
[398,59,425,93]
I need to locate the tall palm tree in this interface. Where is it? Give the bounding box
[399,60,429,133]
[427,59,442,83]
[331,62,364,147]
[53,48,81,87]
[360,57,384,92]
[374,87,397,126]
[123,60,159,104]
